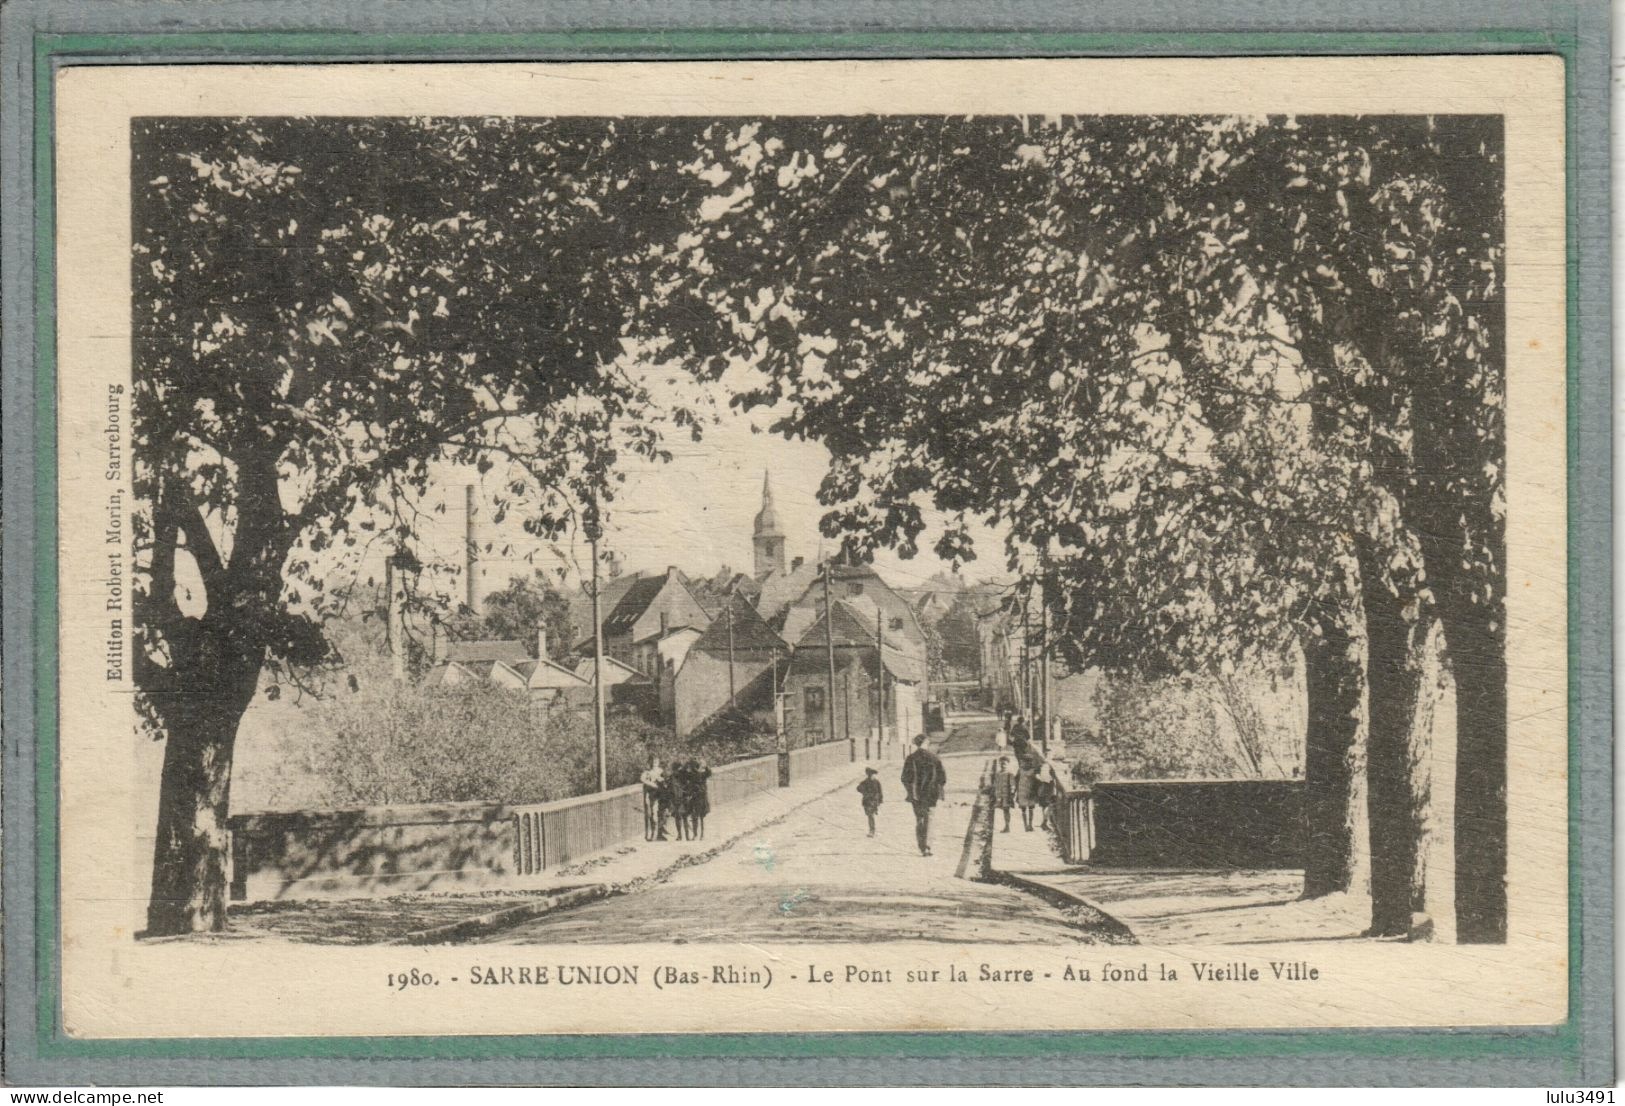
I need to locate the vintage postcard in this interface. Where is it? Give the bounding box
[50,55,1568,1041]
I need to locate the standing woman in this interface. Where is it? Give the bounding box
[1015,756,1041,832]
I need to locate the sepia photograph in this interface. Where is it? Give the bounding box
[46,56,1569,1041]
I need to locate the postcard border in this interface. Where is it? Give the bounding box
[2,10,1610,1088]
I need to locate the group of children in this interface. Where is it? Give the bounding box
[993,711,1053,832]
[640,757,713,842]
[990,751,1050,832]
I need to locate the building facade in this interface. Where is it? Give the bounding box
[672,592,788,737]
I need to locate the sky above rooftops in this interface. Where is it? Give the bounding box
[376,370,1016,607]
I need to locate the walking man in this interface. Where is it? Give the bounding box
[901,733,947,857]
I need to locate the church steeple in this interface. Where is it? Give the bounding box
[753,470,787,580]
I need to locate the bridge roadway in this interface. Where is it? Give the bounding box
[481,716,1099,946]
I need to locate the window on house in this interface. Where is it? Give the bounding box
[846,581,863,597]
[805,686,825,716]
[889,617,904,631]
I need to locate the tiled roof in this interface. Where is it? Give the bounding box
[512,658,589,688]
[601,574,670,634]
[457,658,504,681]
[693,592,787,654]
[567,573,642,650]
[754,559,822,621]
[790,600,927,684]
[443,639,530,665]
[574,655,652,685]
[420,662,460,688]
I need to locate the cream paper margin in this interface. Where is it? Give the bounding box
[53,56,1568,1039]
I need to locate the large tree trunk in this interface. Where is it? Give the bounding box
[142,454,286,937]
[146,713,238,932]
[1300,586,1367,899]
[1357,538,1433,938]
[1406,415,1506,944]
[144,637,263,936]
[1438,594,1507,943]
[144,663,261,936]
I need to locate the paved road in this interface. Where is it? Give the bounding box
[483,730,1105,946]
[936,714,1002,756]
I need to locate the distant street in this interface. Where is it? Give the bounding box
[481,718,1103,945]
[936,714,1001,756]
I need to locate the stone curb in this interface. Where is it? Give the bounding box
[991,868,1138,944]
[404,883,611,945]
[953,767,995,881]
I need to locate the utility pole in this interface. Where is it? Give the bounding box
[773,644,789,786]
[1021,580,1033,737]
[842,671,853,752]
[822,558,842,758]
[385,550,406,683]
[1040,575,1051,756]
[587,502,608,793]
[726,583,737,710]
[464,484,479,612]
[873,606,884,761]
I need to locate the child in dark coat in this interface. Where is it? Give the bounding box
[685,758,712,839]
[857,768,884,837]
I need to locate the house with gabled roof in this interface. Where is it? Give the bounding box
[422,639,532,693]
[422,638,594,704]
[672,590,790,737]
[777,562,928,662]
[573,654,648,687]
[441,639,531,666]
[422,655,529,692]
[780,598,925,751]
[510,656,592,704]
[578,566,713,680]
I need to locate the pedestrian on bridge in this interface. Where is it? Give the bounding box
[901,734,947,857]
[1016,758,1041,832]
[991,755,1016,832]
[668,761,691,841]
[1037,762,1057,831]
[857,767,884,836]
[685,758,712,840]
[641,759,670,842]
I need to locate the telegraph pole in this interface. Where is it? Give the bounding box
[1021,580,1033,737]
[385,550,406,683]
[822,558,843,758]
[873,606,885,761]
[773,643,789,785]
[726,584,737,710]
[842,671,853,752]
[1039,575,1051,756]
[587,502,608,793]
